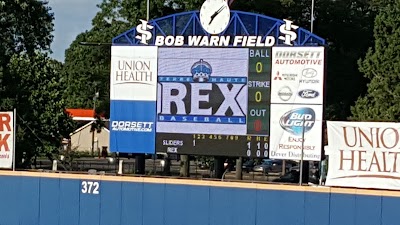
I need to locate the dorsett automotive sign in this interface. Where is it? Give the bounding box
[135,18,300,47]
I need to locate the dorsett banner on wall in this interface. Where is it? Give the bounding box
[326,121,400,190]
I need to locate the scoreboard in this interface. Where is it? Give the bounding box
[110,46,325,160]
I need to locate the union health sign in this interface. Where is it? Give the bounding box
[326,121,400,190]
[109,46,158,154]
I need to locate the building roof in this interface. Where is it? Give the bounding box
[70,120,110,136]
[66,108,95,121]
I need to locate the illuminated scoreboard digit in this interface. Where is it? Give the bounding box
[247,48,271,135]
[246,135,269,158]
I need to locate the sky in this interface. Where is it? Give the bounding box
[48,0,102,62]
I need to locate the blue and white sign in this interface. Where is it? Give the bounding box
[109,46,158,153]
[156,48,248,135]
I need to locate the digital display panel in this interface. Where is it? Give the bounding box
[156,133,269,158]
[154,47,271,158]
[247,48,271,135]
[156,48,249,135]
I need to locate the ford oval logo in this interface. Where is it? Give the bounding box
[279,108,316,136]
[302,68,317,78]
[298,89,319,99]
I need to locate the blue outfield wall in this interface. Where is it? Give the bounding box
[0,171,399,225]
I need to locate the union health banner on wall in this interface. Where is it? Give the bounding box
[326,121,400,190]
[0,112,14,168]
[109,46,158,153]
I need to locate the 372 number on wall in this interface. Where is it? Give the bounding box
[81,181,100,195]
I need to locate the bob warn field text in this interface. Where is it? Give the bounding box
[155,35,276,47]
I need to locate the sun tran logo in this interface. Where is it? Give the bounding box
[111,121,154,132]
[158,59,247,124]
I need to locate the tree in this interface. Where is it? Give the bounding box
[0,0,53,59]
[7,52,75,166]
[63,0,379,120]
[351,0,400,121]
[231,0,378,120]
[62,0,297,117]
[0,1,73,166]
[0,0,54,109]
[63,0,192,117]
[63,31,112,117]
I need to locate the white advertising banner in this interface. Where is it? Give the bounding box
[270,46,325,105]
[326,121,400,190]
[269,104,323,161]
[0,112,14,169]
[110,46,158,101]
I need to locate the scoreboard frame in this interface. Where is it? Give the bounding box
[110,10,327,159]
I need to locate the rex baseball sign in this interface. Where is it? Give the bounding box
[0,112,14,169]
[326,121,400,190]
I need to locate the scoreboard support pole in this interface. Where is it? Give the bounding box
[235,157,243,180]
[214,157,225,179]
[179,155,190,177]
[163,156,171,176]
[135,155,145,174]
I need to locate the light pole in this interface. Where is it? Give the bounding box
[91,90,99,157]
[299,118,306,186]
[311,0,315,33]
[147,0,150,21]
